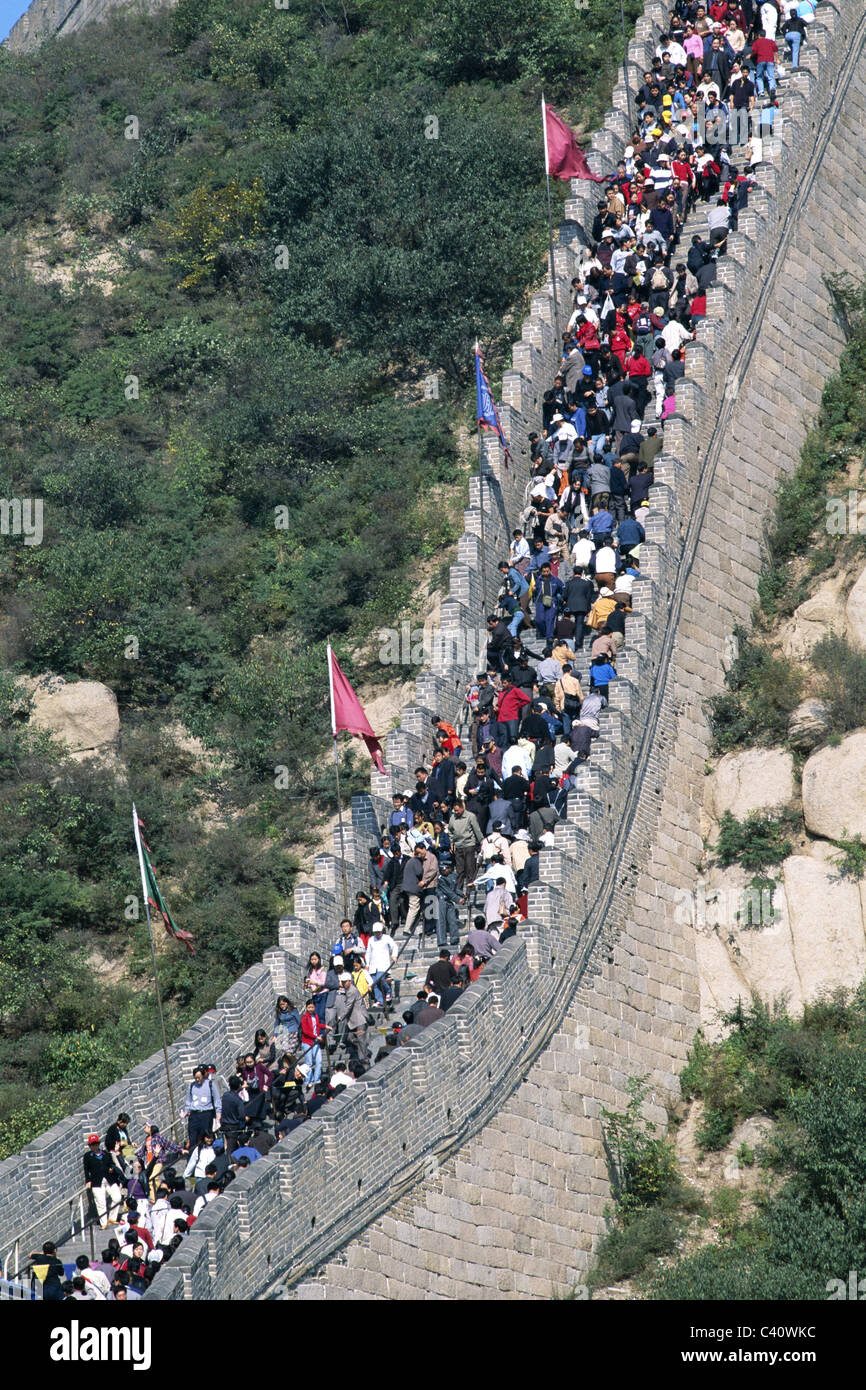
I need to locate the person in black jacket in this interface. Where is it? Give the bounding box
[520,705,550,744]
[486,614,511,672]
[84,1134,125,1229]
[353,892,380,935]
[425,949,459,996]
[220,1076,248,1155]
[562,568,595,650]
[31,1241,65,1301]
[517,843,541,894]
[103,1113,132,1158]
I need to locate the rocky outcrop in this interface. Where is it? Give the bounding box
[779,575,847,660]
[845,563,866,649]
[802,729,866,841]
[704,748,795,825]
[787,699,832,753]
[19,673,120,760]
[695,848,866,1034]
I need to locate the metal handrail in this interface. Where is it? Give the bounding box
[2,1113,190,1286]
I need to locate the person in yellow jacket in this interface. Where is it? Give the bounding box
[351,960,373,1000]
[587,586,616,630]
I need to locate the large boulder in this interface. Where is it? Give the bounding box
[693,864,796,1035]
[779,575,846,660]
[846,563,866,649]
[695,855,866,1031]
[22,675,120,759]
[787,699,832,753]
[802,729,866,841]
[782,854,866,1002]
[705,747,795,824]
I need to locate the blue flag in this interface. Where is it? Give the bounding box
[475,348,510,466]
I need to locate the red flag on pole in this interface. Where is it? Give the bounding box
[327,645,386,775]
[542,98,605,182]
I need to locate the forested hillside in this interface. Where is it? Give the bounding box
[0,0,642,1155]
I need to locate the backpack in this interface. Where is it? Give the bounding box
[652,267,668,290]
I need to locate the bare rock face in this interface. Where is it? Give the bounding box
[781,854,866,1002]
[802,729,866,841]
[845,563,866,649]
[787,699,831,753]
[695,855,866,1034]
[705,747,795,824]
[20,674,120,760]
[779,574,846,660]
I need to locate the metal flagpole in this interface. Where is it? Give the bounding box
[475,341,488,615]
[327,643,350,919]
[132,804,178,1130]
[541,94,562,349]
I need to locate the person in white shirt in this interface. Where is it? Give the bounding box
[509,530,531,567]
[761,0,778,38]
[183,1136,216,1186]
[193,1182,221,1218]
[501,739,534,780]
[76,1257,111,1299]
[661,38,688,66]
[480,827,512,866]
[572,535,594,570]
[662,318,692,354]
[470,859,518,898]
[364,921,398,1009]
[610,245,630,275]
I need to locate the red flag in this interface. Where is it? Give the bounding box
[328,645,386,775]
[133,809,195,955]
[543,98,605,181]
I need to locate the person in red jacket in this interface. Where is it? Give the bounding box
[576,317,599,357]
[496,679,531,745]
[751,35,778,100]
[431,715,461,756]
[300,999,328,1087]
[609,325,632,370]
[690,291,707,322]
[625,345,652,416]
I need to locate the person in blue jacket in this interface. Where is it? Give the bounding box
[534,561,563,642]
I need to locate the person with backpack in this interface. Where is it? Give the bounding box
[553,663,584,737]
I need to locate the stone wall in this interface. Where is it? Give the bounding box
[2,0,863,1302]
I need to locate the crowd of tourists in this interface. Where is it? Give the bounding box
[31,0,819,1300]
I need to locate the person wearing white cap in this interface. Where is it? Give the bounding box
[550,412,578,469]
[364,919,398,1010]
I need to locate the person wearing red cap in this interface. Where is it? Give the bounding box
[83,1133,124,1229]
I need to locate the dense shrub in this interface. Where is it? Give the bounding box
[650,987,866,1300]
[706,628,803,752]
[714,808,799,873]
[812,632,866,734]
